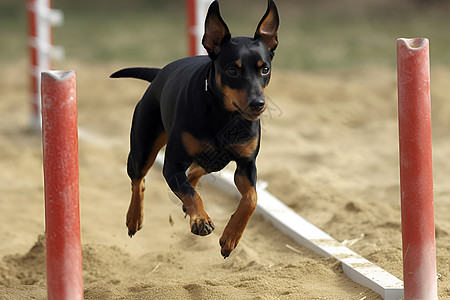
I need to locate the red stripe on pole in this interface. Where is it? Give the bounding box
[27,0,39,121]
[28,1,38,66]
[41,70,83,300]
[31,75,39,116]
[397,38,437,300]
[187,0,197,56]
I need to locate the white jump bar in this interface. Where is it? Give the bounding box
[154,153,404,299]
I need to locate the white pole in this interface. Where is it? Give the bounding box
[27,0,64,130]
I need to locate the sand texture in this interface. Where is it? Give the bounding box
[1,61,449,299]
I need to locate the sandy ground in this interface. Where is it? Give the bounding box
[0,60,449,299]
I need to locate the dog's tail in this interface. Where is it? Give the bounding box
[110,67,161,83]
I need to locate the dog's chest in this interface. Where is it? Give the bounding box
[193,147,233,173]
[192,136,258,173]
[182,118,259,173]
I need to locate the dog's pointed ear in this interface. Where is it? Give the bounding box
[254,0,279,53]
[202,1,231,58]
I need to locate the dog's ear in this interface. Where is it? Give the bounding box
[202,1,231,58]
[254,0,279,53]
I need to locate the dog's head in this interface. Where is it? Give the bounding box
[202,0,279,121]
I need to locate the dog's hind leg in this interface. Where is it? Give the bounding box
[126,97,167,237]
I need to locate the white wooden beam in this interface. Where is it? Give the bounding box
[155,153,404,299]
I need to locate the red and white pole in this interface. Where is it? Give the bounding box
[27,0,64,130]
[186,0,213,56]
[41,71,83,300]
[27,0,40,128]
[187,0,197,56]
[397,38,437,300]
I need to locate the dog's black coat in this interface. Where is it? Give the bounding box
[111,0,279,258]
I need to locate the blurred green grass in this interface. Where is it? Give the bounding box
[1,0,450,71]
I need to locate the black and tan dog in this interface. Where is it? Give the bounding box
[111,0,279,258]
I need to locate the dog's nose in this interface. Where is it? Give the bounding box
[249,99,265,112]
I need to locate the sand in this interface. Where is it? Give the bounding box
[0,60,449,299]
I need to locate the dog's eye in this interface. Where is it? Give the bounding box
[261,67,270,76]
[227,68,238,77]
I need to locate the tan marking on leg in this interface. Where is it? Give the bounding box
[187,163,208,189]
[177,191,215,236]
[127,178,145,236]
[126,131,167,237]
[220,173,257,257]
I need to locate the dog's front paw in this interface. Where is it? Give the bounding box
[190,215,215,236]
[191,220,215,236]
[126,211,143,237]
[219,229,243,258]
